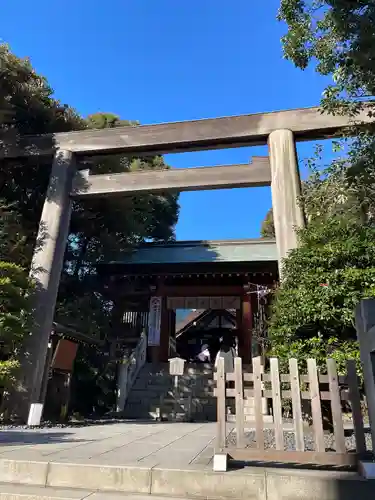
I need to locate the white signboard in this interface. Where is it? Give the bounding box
[169,357,185,376]
[27,403,43,426]
[148,296,162,346]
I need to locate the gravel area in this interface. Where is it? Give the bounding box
[227,428,373,452]
[0,417,130,430]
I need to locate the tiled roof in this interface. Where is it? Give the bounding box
[175,310,206,333]
[106,238,277,265]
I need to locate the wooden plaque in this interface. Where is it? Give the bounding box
[185,297,198,309]
[222,296,241,309]
[51,339,78,372]
[209,296,222,309]
[167,297,185,309]
[197,296,210,309]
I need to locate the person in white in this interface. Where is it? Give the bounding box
[197,344,210,363]
[214,336,235,373]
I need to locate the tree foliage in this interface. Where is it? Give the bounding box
[268,142,375,370]
[269,217,372,373]
[0,44,180,410]
[278,0,375,220]
[0,44,179,270]
[278,0,375,115]
[0,261,32,388]
[272,1,375,355]
[260,208,275,238]
[0,203,32,390]
[266,2,375,372]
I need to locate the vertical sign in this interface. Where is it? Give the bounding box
[148,296,162,346]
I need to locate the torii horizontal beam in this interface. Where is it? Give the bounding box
[72,158,271,198]
[1,106,371,159]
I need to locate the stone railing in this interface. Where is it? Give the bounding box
[116,331,147,412]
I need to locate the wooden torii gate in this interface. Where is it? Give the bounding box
[0,105,371,420]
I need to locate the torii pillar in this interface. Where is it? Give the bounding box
[16,150,76,422]
[268,129,306,275]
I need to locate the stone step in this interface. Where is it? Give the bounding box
[138,368,214,373]
[0,483,93,500]
[0,459,371,500]
[124,404,216,416]
[124,363,215,421]
[126,403,216,411]
[133,380,215,389]
[136,374,214,381]
[131,382,215,389]
[127,393,215,403]
[226,414,274,423]
[0,482,191,500]
[127,392,216,400]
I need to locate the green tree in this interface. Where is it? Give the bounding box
[0,262,32,390]
[269,215,372,372]
[266,2,375,371]
[0,44,179,272]
[260,208,275,238]
[0,44,180,416]
[278,0,375,220]
[0,44,85,267]
[0,202,32,393]
[278,0,375,116]
[267,146,375,372]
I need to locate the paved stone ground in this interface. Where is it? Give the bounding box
[0,422,372,500]
[0,422,223,468]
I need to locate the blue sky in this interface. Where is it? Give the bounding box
[1,0,332,241]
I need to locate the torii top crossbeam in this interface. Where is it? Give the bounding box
[0,106,371,159]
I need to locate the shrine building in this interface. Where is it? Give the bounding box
[98,238,278,366]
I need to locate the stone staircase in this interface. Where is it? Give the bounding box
[122,362,272,423]
[123,362,217,421]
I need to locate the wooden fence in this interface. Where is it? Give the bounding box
[214,356,369,468]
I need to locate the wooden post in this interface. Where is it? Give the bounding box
[346,359,366,455]
[268,129,305,276]
[326,359,346,454]
[307,358,325,452]
[355,299,375,454]
[270,358,283,450]
[216,357,226,450]
[289,358,304,452]
[16,150,76,422]
[239,294,252,364]
[39,340,53,412]
[234,357,245,448]
[169,310,176,357]
[147,296,162,364]
[110,299,125,339]
[213,356,228,471]
[173,374,179,420]
[159,296,170,362]
[60,372,72,421]
[253,356,264,450]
